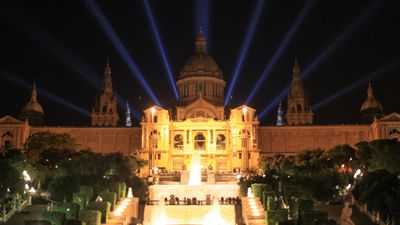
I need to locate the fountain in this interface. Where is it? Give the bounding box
[127,187,133,198]
[189,151,202,185]
[144,151,239,224]
[203,197,228,225]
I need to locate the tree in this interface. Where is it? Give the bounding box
[0,161,24,201]
[24,131,78,165]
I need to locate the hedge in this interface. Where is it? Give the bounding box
[72,193,87,210]
[42,211,66,225]
[251,183,273,201]
[265,210,289,225]
[54,203,80,220]
[66,220,86,225]
[79,186,94,202]
[262,190,277,210]
[99,191,117,211]
[79,210,101,225]
[277,221,296,225]
[25,220,52,225]
[89,201,111,223]
[299,210,328,225]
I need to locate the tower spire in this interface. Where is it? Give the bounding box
[195,26,207,53]
[31,81,38,101]
[276,101,285,126]
[103,59,113,94]
[367,80,374,99]
[126,101,132,127]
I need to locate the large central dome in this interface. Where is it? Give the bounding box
[176,32,226,107]
[179,34,223,79]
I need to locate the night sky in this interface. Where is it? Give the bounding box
[0,0,399,126]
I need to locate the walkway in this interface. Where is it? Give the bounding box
[315,203,376,225]
[2,205,47,225]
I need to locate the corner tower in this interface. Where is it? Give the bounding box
[286,59,313,125]
[19,82,45,126]
[91,61,119,126]
[360,81,385,123]
[175,30,226,120]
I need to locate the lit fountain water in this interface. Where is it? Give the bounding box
[144,151,238,225]
[189,151,202,185]
[203,197,228,225]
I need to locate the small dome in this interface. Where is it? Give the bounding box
[360,81,384,112]
[21,83,44,114]
[360,98,384,112]
[179,34,223,79]
[21,99,44,114]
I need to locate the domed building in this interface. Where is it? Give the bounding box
[360,81,385,123]
[19,82,45,126]
[140,33,259,174]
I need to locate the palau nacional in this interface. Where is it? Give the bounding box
[1,33,399,177]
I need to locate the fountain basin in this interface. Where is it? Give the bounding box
[149,184,240,200]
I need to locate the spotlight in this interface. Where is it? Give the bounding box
[84,0,161,107]
[313,57,400,110]
[143,0,179,100]
[302,0,382,80]
[0,8,102,89]
[0,70,91,117]
[196,0,209,45]
[245,0,315,104]
[224,0,266,106]
[258,0,383,119]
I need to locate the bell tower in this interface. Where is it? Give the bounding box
[91,60,119,126]
[286,59,313,125]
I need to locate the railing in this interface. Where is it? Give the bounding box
[0,198,29,222]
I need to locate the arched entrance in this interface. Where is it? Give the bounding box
[194,133,206,150]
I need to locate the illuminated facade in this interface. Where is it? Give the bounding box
[140,33,260,173]
[0,34,399,177]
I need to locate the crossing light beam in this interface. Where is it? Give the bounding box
[85,0,161,107]
[143,0,179,100]
[245,0,315,104]
[224,0,266,106]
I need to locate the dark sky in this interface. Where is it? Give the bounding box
[0,0,399,126]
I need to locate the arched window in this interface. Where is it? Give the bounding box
[150,130,160,149]
[216,134,226,150]
[194,133,206,150]
[174,134,183,149]
[102,105,107,113]
[297,104,302,112]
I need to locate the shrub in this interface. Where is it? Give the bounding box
[251,183,272,201]
[72,192,87,210]
[119,182,126,198]
[265,210,288,225]
[262,190,276,210]
[79,210,101,225]
[88,201,110,223]
[99,191,117,211]
[25,220,52,225]
[48,176,79,202]
[42,211,66,225]
[299,199,314,212]
[66,220,86,225]
[32,197,50,205]
[54,202,80,220]
[79,186,94,202]
[278,221,296,225]
[299,211,328,225]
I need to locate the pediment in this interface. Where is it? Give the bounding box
[0,115,25,125]
[377,113,400,122]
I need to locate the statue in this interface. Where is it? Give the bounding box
[340,202,355,225]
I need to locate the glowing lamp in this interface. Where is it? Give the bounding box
[242,107,248,115]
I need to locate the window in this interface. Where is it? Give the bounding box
[157,153,161,160]
[102,105,107,113]
[194,133,206,150]
[238,153,242,159]
[174,134,183,149]
[150,130,160,149]
[216,134,226,150]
